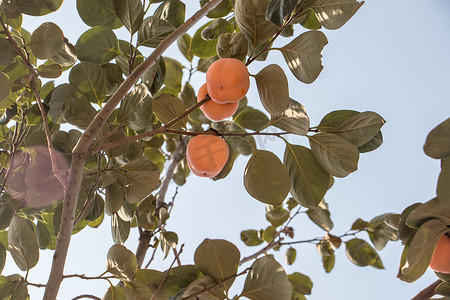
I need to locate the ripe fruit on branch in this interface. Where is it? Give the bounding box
[206,58,250,104]
[429,233,450,274]
[186,134,229,178]
[197,83,239,122]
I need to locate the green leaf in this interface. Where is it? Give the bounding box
[241,255,292,300]
[0,72,10,102]
[0,274,23,299]
[69,61,108,103]
[51,37,77,67]
[177,34,193,62]
[107,244,138,282]
[318,110,359,130]
[367,214,399,251]
[284,143,330,208]
[306,201,333,231]
[279,30,328,84]
[111,213,130,244]
[322,253,335,273]
[201,19,230,41]
[16,0,63,16]
[436,281,450,297]
[358,130,383,153]
[112,0,144,33]
[266,0,298,26]
[217,32,248,61]
[152,94,188,129]
[36,214,57,250]
[235,0,279,47]
[240,230,264,246]
[438,158,450,201]
[270,98,310,135]
[308,133,359,178]
[262,226,277,243]
[194,239,240,291]
[164,57,183,90]
[200,0,232,18]
[62,97,97,129]
[8,215,39,271]
[75,26,120,64]
[77,0,122,29]
[254,64,290,115]
[345,238,379,267]
[0,200,14,230]
[29,22,64,59]
[326,111,386,147]
[233,107,269,131]
[304,0,364,30]
[37,63,62,78]
[103,286,126,300]
[178,82,196,108]
[138,16,175,48]
[244,149,291,205]
[105,181,125,215]
[189,21,221,58]
[298,9,322,30]
[114,157,160,204]
[154,0,186,28]
[116,84,153,131]
[141,57,165,96]
[288,272,312,295]
[266,206,290,227]
[125,280,153,299]
[0,243,5,274]
[406,198,450,229]
[285,247,297,265]
[160,231,178,259]
[398,219,449,282]
[0,39,18,65]
[178,275,226,300]
[424,117,450,159]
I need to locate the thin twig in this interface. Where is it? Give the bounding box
[150,244,185,300]
[72,295,101,300]
[239,240,283,266]
[411,279,442,300]
[62,274,115,281]
[180,267,252,300]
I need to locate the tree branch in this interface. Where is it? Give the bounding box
[72,295,101,300]
[411,279,442,300]
[239,240,283,266]
[43,2,223,298]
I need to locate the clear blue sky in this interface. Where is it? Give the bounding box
[4,1,449,299]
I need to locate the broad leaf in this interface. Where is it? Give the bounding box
[8,215,39,271]
[194,239,240,291]
[306,201,333,231]
[423,117,450,159]
[266,0,298,26]
[367,214,398,251]
[189,21,222,58]
[288,272,313,295]
[322,253,335,273]
[111,213,130,244]
[37,63,62,78]
[69,61,108,103]
[437,158,450,201]
[345,238,379,267]
[285,247,296,265]
[29,22,64,59]
[77,0,122,29]
[326,111,385,147]
[103,286,126,300]
[279,31,328,84]
[107,244,138,282]
[406,198,450,229]
[200,0,232,18]
[0,72,11,102]
[201,19,230,41]
[244,149,291,205]
[160,231,178,259]
[217,32,248,61]
[235,0,279,47]
[178,276,225,300]
[0,39,18,65]
[284,143,330,208]
[51,37,77,67]
[75,26,120,64]
[254,64,290,115]
[115,84,153,131]
[62,98,97,129]
[270,98,310,135]
[304,0,364,30]
[177,34,193,62]
[0,243,5,274]
[16,0,63,16]
[308,133,359,178]
[152,94,188,129]
[266,206,289,227]
[154,0,186,28]
[112,0,144,33]
[233,107,269,131]
[241,255,292,300]
[358,130,383,153]
[138,16,175,48]
[241,229,264,246]
[398,219,449,282]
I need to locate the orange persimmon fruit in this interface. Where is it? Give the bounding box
[429,233,450,274]
[206,58,250,104]
[186,134,229,178]
[197,83,239,122]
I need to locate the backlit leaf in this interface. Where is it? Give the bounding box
[8,215,39,271]
[77,0,122,29]
[138,16,175,48]
[107,244,138,282]
[217,32,248,61]
[189,21,221,58]
[254,64,289,115]
[111,213,130,244]
[152,94,187,129]
[154,0,186,28]
[266,0,298,26]
[16,0,63,16]
[284,143,330,208]
[0,39,18,65]
[29,22,64,59]
[0,72,11,101]
[235,0,279,47]
[279,31,328,84]
[437,158,450,201]
[241,255,292,300]
[69,61,108,103]
[304,0,364,30]
[233,107,269,131]
[244,149,291,205]
[288,272,312,295]
[116,84,153,131]
[345,238,379,267]
[270,98,309,135]
[423,117,450,159]
[112,0,144,33]
[75,26,120,64]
